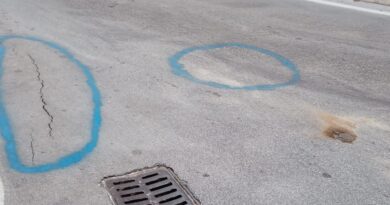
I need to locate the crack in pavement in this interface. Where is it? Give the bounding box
[28,54,54,138]
[30,134,35,165]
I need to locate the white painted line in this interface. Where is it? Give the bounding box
[306,0,390,16]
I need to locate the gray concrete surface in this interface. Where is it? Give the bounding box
[0,0,390,204]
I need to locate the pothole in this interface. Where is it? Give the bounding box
[320,113,358,143]
[323,126,357,143]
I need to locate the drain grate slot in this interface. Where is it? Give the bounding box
[124,197,149,204]
[142,173,159,179]
[121,192,144,198]
[155,189,177,198]
[101,165,200,205]
[150,182,173,192]
[145,177,168,185]
[119,185,140,192]
[159,195,183,204]
[113,180,135,185]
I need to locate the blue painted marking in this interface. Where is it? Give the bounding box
[169,43,300,90]
[0,35,102,173]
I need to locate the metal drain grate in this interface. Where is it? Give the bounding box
[101,165,201,205]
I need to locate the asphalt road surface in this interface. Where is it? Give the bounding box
[0,0,389,204]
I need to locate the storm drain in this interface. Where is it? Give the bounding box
[101,165,200,205]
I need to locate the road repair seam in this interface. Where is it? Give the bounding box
[306,0,390,16]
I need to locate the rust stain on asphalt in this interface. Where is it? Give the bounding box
[320,113,357,143]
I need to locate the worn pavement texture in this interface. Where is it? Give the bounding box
[0,0,389,204]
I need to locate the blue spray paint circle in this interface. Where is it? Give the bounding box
[0,35,102,173]
[169,43,300,90]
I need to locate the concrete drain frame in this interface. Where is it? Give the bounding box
[101,165,201,205]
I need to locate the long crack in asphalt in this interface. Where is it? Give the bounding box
[28,54,54,138]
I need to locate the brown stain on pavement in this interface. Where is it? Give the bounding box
[320,113,358,143]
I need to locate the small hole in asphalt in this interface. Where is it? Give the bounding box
[322,172,332,178]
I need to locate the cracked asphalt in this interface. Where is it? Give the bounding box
[28,54,55,139]
[0,0,390,204]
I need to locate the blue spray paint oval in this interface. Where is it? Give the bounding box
[169,43,300,90]
[0,35,102,173]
